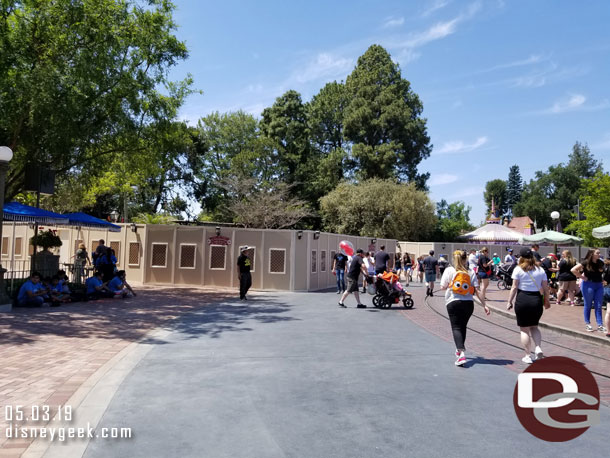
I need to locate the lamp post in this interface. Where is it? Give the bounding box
[0,146,14,311]
[109,210,119,223]
[550,211,560,232]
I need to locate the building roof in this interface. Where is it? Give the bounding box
[507,216,534,234]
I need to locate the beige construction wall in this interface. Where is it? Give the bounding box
[0,222,397,292]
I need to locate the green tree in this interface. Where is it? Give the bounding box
[344,45,431,187]
[513,143,602,230]
[505,165,522,216]
[307,81,348,154]
[484,179,507,216]
[0,0,192,199]
[190,111,279,219]
[565,172,610,245]
[435,199,474,241]
[319,179,436,240]
[568,142,602,179]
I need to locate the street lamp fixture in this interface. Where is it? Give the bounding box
[215,226,221,236]
[371,238,377,245]
[296,230,303,240]
[313,231,320,240]
[0,147,14,311]
[130,223,138,233]
[109,210,119,223]
[550,211,561,232]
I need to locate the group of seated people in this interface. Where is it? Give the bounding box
[17,269,136,307]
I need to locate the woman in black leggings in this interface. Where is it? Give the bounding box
[440,250,490,366]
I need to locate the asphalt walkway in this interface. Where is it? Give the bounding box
[73,288,608,458]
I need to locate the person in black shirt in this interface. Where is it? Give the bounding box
[531,244,542,264]
[339,249,368,309]
[332,252,348,294]
[374,246,390,275]
[556,249,577,305]
[571,248,605,332]
[540,253,559,298]
[423,250,439,297]
[237,246,252,300]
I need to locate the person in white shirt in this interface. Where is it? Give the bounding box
[507,247,551,364]
[362,252,376,292]
[504,249,515,265]
[440,250,489,366]
[467,249,478,272]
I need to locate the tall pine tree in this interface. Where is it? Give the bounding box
[505,165,522,216]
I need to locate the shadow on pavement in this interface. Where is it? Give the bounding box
[464,357,514,368]
[0,288,299,346]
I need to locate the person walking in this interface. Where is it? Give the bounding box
[374,245,390,275]
[556,250,577,305]
[394,253,402,277]
[440,251,490,366]
[74,242,91,284]
[506,247,550,364]
[423,250,440,297]
[416,255,425,283]
[332,251,348,294]
[362,252,376,292]
[237,246,253,300]
[477,248,493,300]
[602,258,610,337]
[339,249,368,309]
[571,248,606,332]
[504,248,515,265]
[403,253,413,285]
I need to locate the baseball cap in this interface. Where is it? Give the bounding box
[519,247,533,258]
[241,246,249,252]
[548,253,558,260]
[507,248,513,252]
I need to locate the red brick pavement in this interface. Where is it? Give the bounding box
[400,281,610,406]
[0,287,234,456]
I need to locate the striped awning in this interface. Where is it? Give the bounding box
[3,202,69,225]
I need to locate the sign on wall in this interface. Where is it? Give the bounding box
[207,236,231,246]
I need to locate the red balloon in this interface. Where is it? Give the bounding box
[339,240,354,256]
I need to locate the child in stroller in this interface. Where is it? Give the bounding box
[496,263,515,290]
[371,271,414,309]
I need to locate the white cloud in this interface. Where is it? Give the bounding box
[453,186,485,199]
[291,53,354,85]
[538,93,610,115]
[395,2,481,50]
[485,54,544,72]
[421,0,452,17]
[430,173,459,186]
[436,136,488,154]
[383,16,404,28]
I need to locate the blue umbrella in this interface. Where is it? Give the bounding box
[3,202,69,225]
[63,212,121,232]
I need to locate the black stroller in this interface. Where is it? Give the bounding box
[497,263,515,290]
[371,275,414,309]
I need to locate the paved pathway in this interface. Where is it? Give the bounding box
[2,282,608,457]
[75,286,608,458]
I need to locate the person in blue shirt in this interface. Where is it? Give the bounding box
[95,247,117,282]
[107,270,136,298]
[17,272,47,307]
[85,271,113,299]
[49,276,70,303]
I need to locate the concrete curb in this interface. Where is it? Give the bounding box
[484,301,610,348]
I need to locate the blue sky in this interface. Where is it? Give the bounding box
[168,0,610,224]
